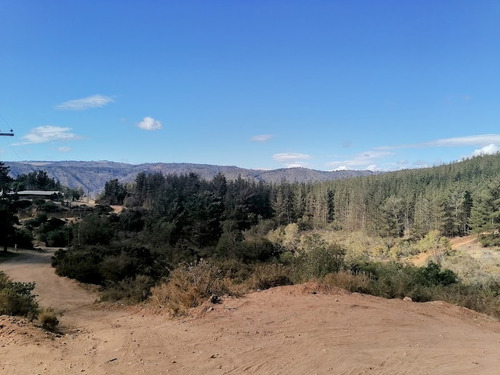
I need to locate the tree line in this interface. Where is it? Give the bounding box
[100,152,500,243]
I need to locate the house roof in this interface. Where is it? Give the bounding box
[10,190,61,196]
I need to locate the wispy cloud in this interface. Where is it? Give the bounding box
[58,146,72,153]
[327,150,393,171]
[273,152,311,162]
[378,134,500,150]
[428,134,500,147]
[137,117,162,131]
[56,94,114,110]
[273,152,311,168]
[250,134,273,142]
[17,126,81,145]
[325,134,500,172]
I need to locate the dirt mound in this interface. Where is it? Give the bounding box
[1,250,500,375]
[0,315,60,346]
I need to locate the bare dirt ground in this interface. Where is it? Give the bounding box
[1,249,500,375]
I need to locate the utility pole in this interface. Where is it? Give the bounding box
[0,129,14,137]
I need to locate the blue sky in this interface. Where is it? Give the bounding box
[0,1,499,171]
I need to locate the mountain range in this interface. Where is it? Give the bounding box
[4,161,374,195]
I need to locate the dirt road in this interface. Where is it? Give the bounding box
[412,235,481,267]
[1,249,500,375]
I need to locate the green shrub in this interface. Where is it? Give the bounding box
[98,253,137,283]
[14,229,34,249]
[343,261,459,302]
[12,200,33,211]
[38,201,60,213]
[0,272,39,318]
[235,237,277,262]
[478,233,500,247]
[24,214,48,230]
[45,228,71,247]
[212,258,254,284]
[300,234,346,279]
[418,262,457,286]
[100,275,154,303]
[323,271,371,293]
[52,248,104,284]
[246,264,293,290]
[433,281,500,319]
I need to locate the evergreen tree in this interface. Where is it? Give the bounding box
[0,162,12,193]
[326,189,335,223]
[378,196,404,237]
[102,179,128,205]
[0,201,17,251]
[470,178,500,233]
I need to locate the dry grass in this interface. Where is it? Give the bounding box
[150,261,295,317]
[150,260,239,316]
[322,271,371,293]
[37,307,60,331]
[245,263,293,290]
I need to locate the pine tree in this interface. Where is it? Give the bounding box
[470,178,500,233]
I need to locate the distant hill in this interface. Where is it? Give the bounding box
[4,161,374,195]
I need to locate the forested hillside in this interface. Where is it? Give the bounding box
[99,152,500,240]
[3,154,499,319]
[5,161,373,195]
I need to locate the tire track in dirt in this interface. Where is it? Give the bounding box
[0,249,96,323]
[1,251,500,375]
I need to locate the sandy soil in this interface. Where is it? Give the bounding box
[1,249,500,375]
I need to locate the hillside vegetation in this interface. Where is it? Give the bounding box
[1,154,500,318]
[5,160,373,195]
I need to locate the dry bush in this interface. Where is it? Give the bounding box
[150,260,236,316]
[323,271,371,293]
[100,275,154,303]
[38,307,60,331]
[245,263,293,291]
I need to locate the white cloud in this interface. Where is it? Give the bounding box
[273,152,311,162]
[250,134,273,142]
[429,135,500,147]
[56,95,114,110]
[378,134,500,151]
[471,144,500,157]
[286,162,310,168]
[327,150,393,170]
[273,152,312,168]
[58,146,71,153]
[18,126,80,145]
[137,117,162,131]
